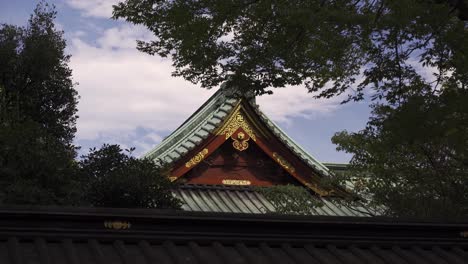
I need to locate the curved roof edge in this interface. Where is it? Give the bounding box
[323,162,350,171]
[142,87,239,164]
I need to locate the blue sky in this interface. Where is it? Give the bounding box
[0,0,372,163]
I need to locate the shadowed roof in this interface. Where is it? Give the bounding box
[0,206,467,264]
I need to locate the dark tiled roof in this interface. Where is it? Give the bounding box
[3,238,468,264]
[174,184,375,216]
[0,207,467,264]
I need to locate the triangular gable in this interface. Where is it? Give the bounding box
[144,87,347,197]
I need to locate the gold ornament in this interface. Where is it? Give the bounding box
[185,148,209,168]
[217,112,256,141]
[232,131,250,151]
[303,182,329,196]
[272,152,296,173]
[104,221,131,230]
[222,179,251,185]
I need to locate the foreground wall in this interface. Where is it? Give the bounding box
[0,207,467,263]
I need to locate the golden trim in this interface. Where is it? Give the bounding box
[272,152,329,196]
[104,221,131,230]
[185,148,209,168]
[168,176,177,182]
[272,152,295,173]
[222,179,251,185]
[303,182,329,196]
[232,131,250,151]
[216,102,256,142]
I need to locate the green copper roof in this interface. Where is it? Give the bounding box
[323,162,349,171]
[174,184,374,216]
[143,88,239,164]
[143,86,333,177]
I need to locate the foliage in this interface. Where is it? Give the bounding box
[0,2,80,205]
[0,3,78,145]
[332,88,468,218]
[0,120,81,205]
[114,0,468,219]
[0,3,181,209]
[256,184,323,215]
[80,144,181,209]
[113,0,467,101]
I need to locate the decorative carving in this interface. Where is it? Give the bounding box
[272,152,296,174]
[217,112,256,141]
[185,148,209,168]
[303,182,329,196]
[222,179,251,185]
[104,221,131,230]
[232,131,250,151]
[168,176,177,182]
[237,131,245,140]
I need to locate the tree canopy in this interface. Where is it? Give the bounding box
[113,0,467,102]
[0,3,80,205]
[0,3,78,145]
[79,144,181,209]
[113,0,468,218]
[0,3,181,209]
[332,88,468,218]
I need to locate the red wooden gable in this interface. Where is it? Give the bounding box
[168,99,341,196]
[180,139,301,186]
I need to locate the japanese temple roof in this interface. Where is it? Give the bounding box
[173,184,374,217]
[322,163,349,172]
[143,87,331,177]
[0,206,467,264]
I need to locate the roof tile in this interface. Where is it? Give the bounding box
[174,185,373,217]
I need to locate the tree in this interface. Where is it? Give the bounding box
[0,2,80,205]
[113,0,467,102]
[0,3,181,209]
[332,88,468,218]
[0,3,78,145]
[0,120,81,205]
[80,144,181,209]
[256,185,323,215]
[113,0,468,218]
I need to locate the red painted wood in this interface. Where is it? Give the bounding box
[253,133,324,188]
[169,133,226,179]
[170,123,322,188]
[167,101,336,195]
[181,138,300,186]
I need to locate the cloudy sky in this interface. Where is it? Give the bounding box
[0,0,372,163]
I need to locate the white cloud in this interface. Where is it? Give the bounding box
[69,23,344,156]
[257,86,343,125]
[97,24,152,49]
[66,0,120,18]
[70,29,214,140]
